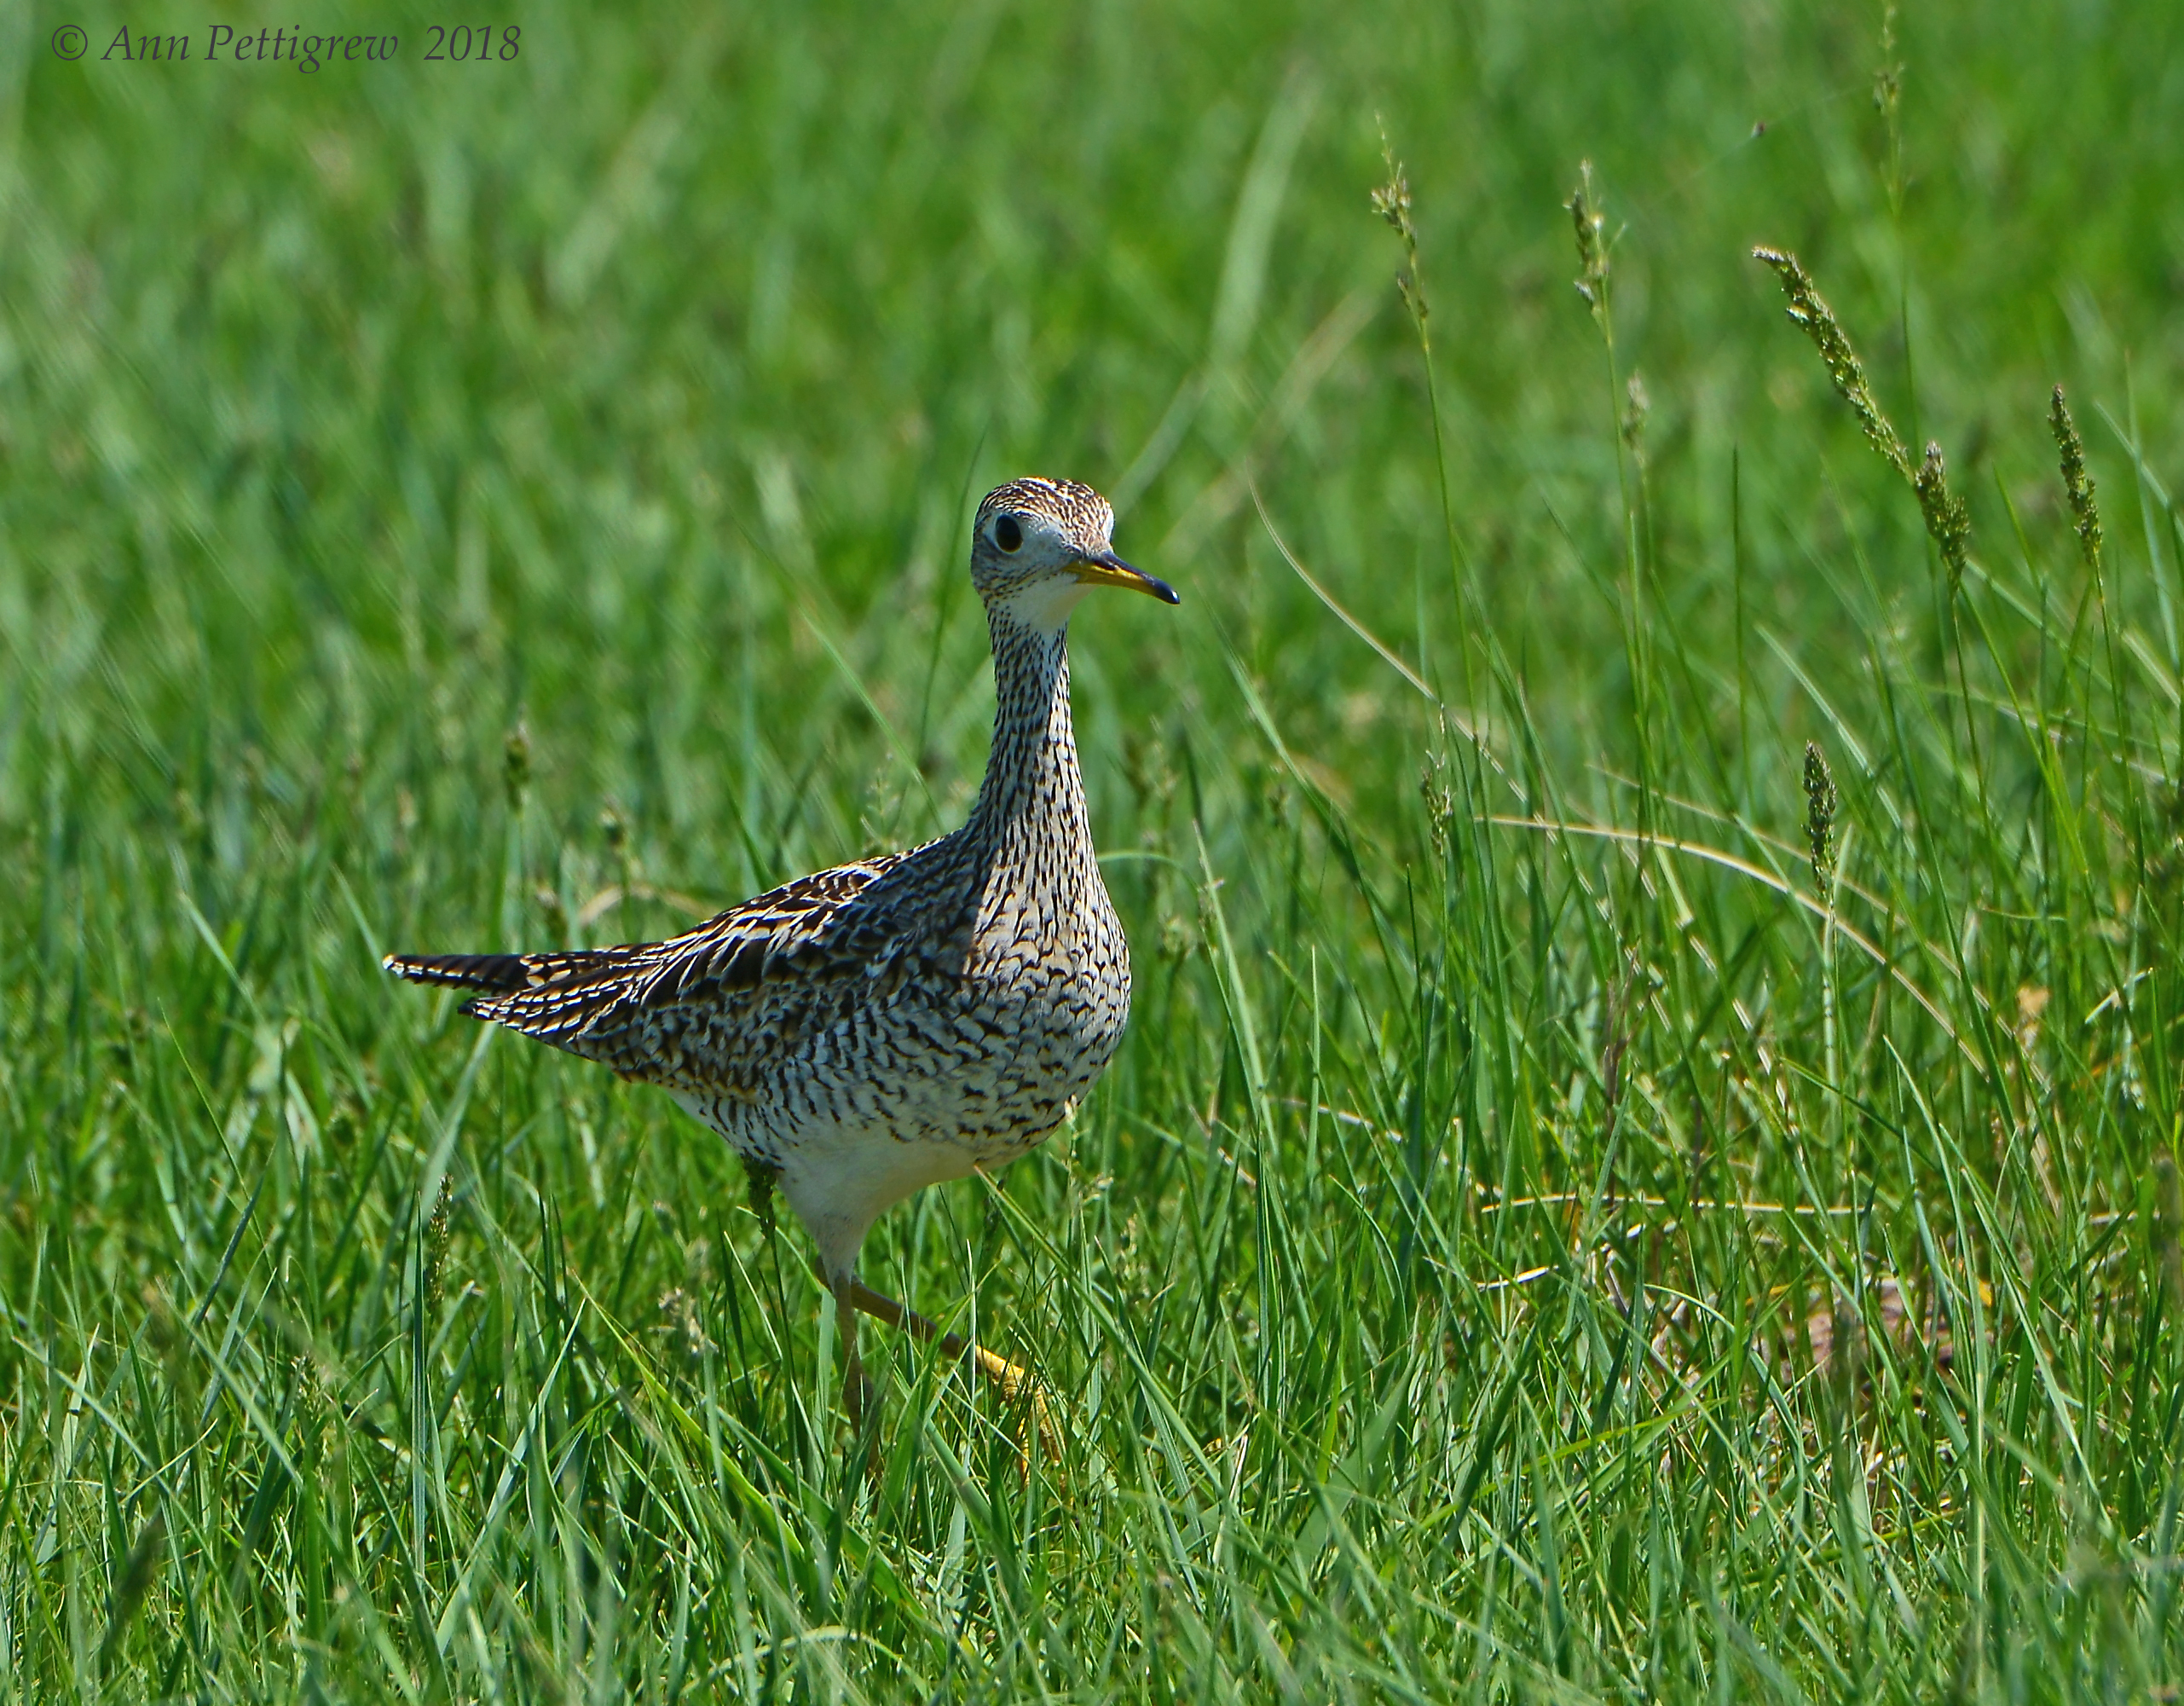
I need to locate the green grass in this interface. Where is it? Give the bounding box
[5,0,2184,1697]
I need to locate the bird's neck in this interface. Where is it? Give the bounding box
[967,610,1087,859]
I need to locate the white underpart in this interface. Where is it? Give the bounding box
[788,1127,983,1283]
[999,574,1090,633]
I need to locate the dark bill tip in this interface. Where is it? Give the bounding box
[1083,550,1181,605]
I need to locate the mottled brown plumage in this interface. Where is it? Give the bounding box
[386,477,1177,1429]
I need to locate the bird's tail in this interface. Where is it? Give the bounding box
[383,949,624,1004]
[384,946,651,1062]
[383,951,533,993]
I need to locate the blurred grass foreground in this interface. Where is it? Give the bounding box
[4,0,2184,1698]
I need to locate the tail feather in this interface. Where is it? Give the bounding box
[383,951,531,992]
[383,949,620,997]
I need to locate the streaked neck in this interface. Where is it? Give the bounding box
[968,609,1084,850]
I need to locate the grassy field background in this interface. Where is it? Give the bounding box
[5,0,2184,1697]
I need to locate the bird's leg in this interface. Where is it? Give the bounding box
[843,1276,1058,1460]
[831,1275,875,1431]
[844,1279,1027,1396]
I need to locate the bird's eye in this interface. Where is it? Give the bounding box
[994,515,1023,552]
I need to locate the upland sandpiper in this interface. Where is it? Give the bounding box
[385,477,1176,1428]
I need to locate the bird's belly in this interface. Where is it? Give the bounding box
[777,1120,981,1259]
[669,1102,986,1281]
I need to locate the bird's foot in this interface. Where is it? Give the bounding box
[965,1339,1060,1464]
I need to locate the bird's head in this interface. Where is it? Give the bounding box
[970,477,1179,632]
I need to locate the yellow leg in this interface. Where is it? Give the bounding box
[846,1278,1032,1400]
[818,1262,1058,1459]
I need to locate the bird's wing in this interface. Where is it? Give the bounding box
[446,847,961,1081]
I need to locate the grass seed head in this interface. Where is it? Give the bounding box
[1752,246,1911,479]
[743,1151,778,1235]
[1370,125,1414,246]
[658,1287,716,1360]
[1754,247,1972,587]
[1569,160,1610,320]
[504,719,532,810]
[426,1177,454,1307]
[1914,440,1972,588]
[1419,747,1455,859]
[1873,0,1904,121]
[1804,741,1839,891]
[2049,384,2103,571]
[1372,123,1428,330]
